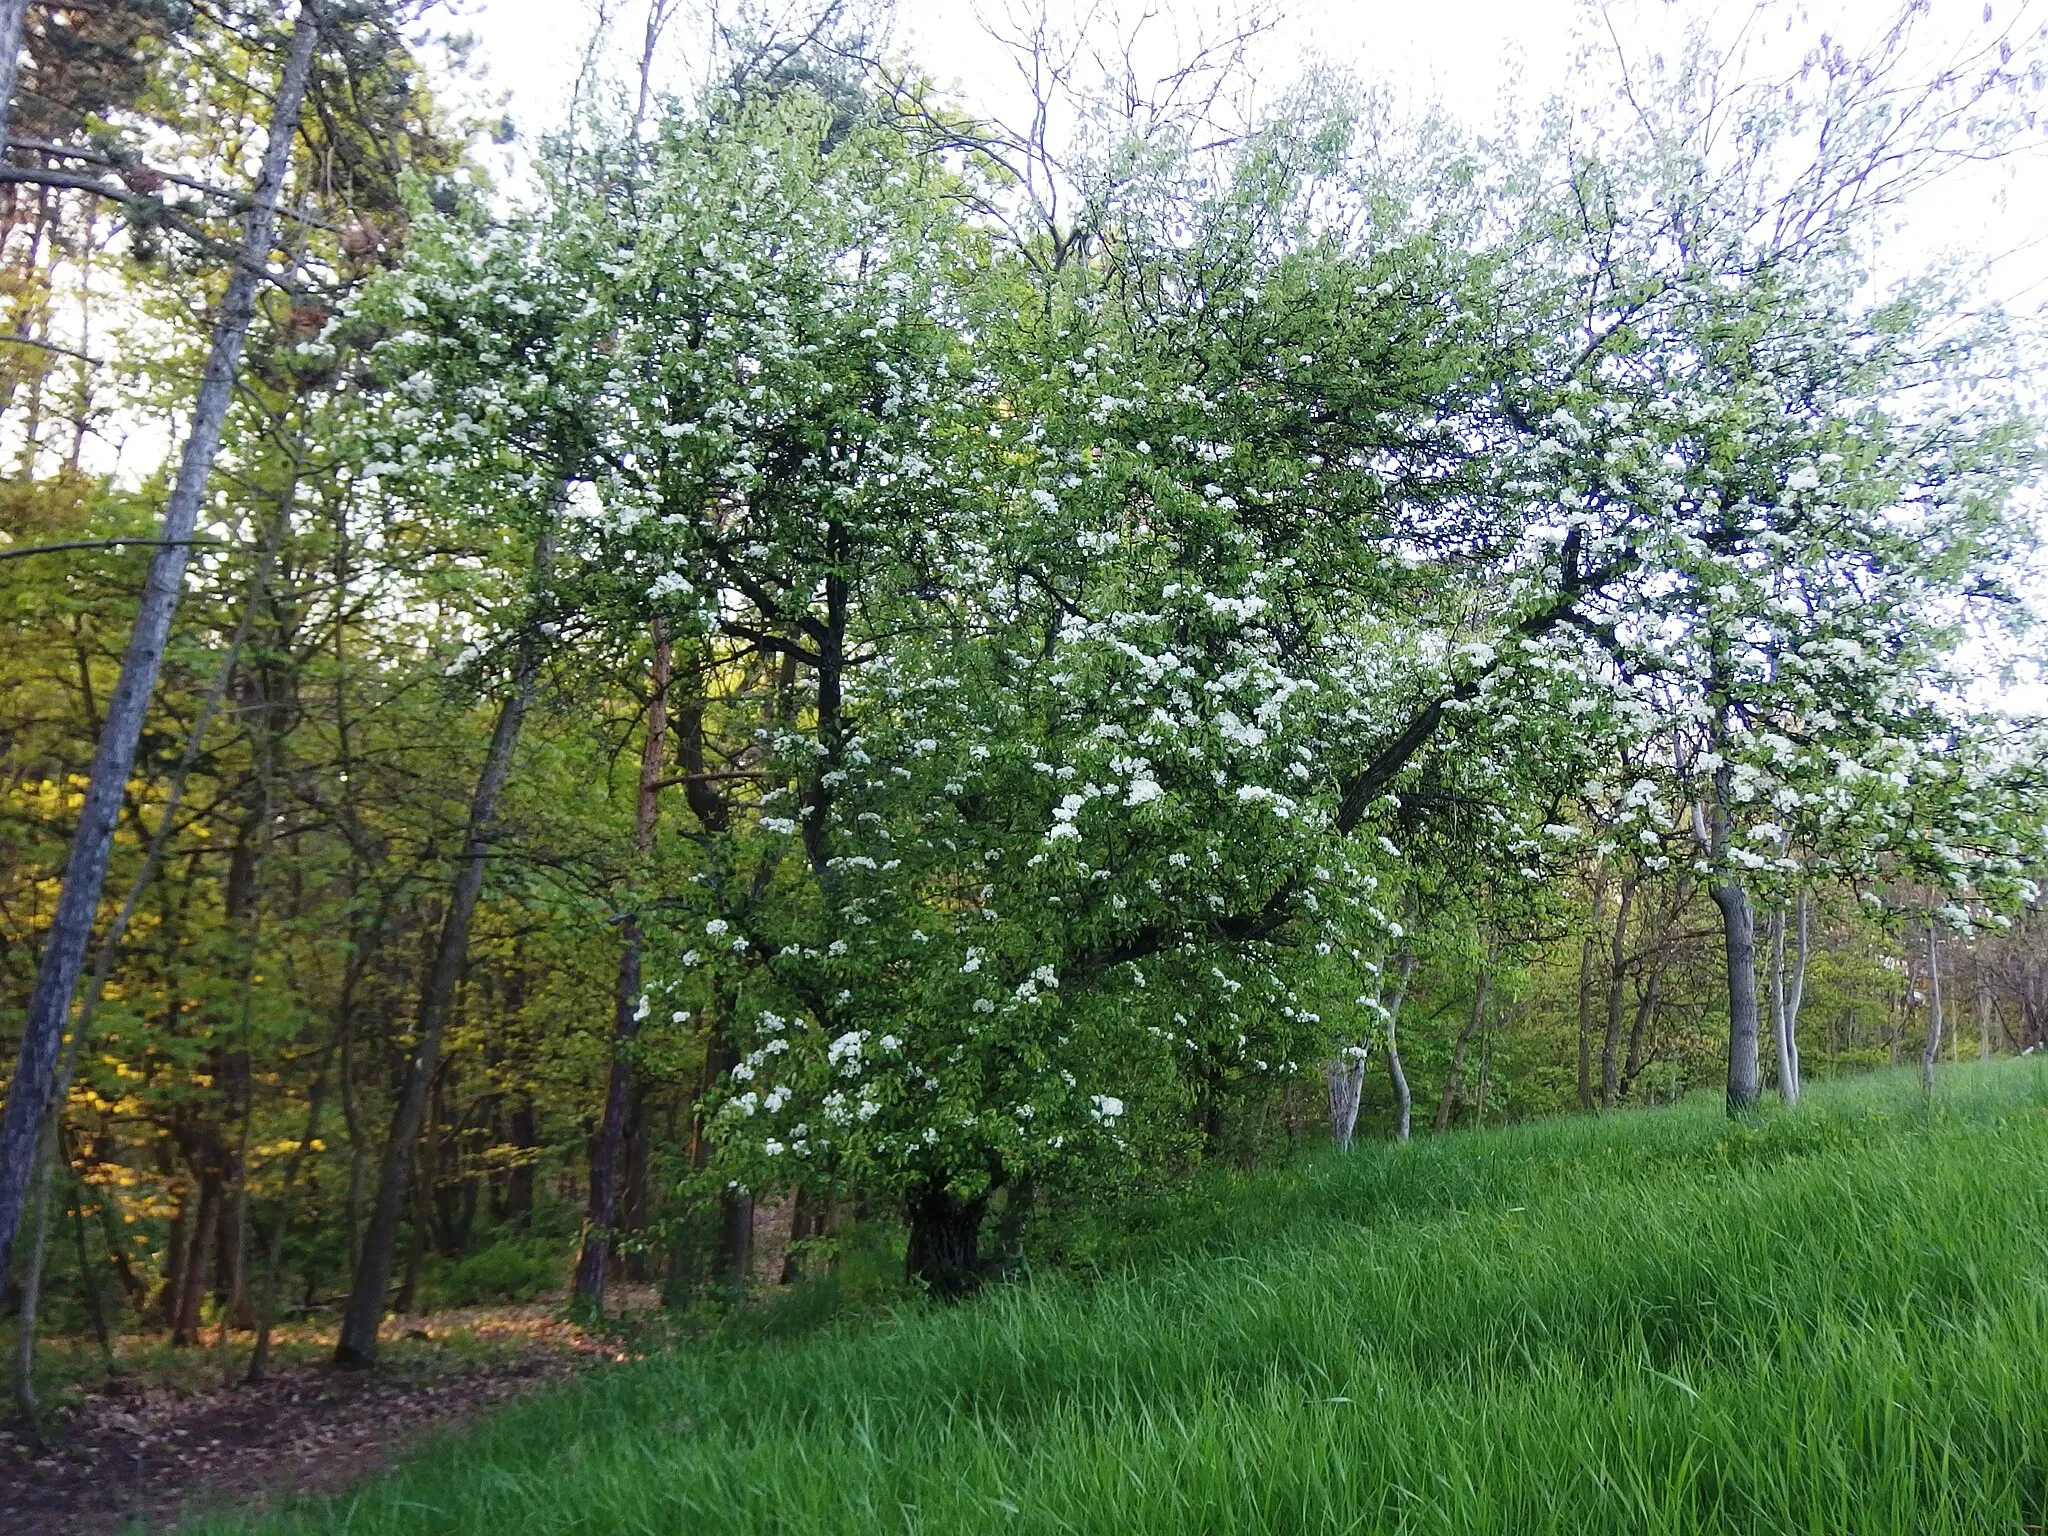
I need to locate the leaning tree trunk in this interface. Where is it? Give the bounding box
[904,1179,990,1300]
[575,621,670,1311]
[1434,964,1489,1134]
[1620,965,1663,1100]
[7,524,272,1402]
[1922,917,1945,1096]
[335,534,553,1367]
[0,1,320,1292]
[11,1115,60,1424]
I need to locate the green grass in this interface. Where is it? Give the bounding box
[199,1062,2048,1535]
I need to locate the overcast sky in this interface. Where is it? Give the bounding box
[442,0,2048,312]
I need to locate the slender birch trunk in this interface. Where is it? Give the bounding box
[575,620,670,1309]
[1384,948,1416,1142]
[1922,918,1944,1096]
[1761,897,1810,1097]
[1782,891,1808,1100]
[335,528,555,1367]
[1768,907,1797,1104]
[0,3,320,1286]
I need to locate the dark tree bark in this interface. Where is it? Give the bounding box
[1576,876,1608,1112]
[1620,967,1662,1099]
[904,1180,989,1299]
[334,531,553,1367]
[504,1095,537,1227]
[0,0,321,1295]
[247,1039,334,1383]
[1435,965,1489,1134]
[1978,958,1994,1061]
[575,620,670,1311]
[1599,877,1637,1111]
[718,1185,754,1292]
[171,1170,219,1348]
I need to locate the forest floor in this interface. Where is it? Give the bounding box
[0,1293,652,1534]
[160,1061,2048,1536]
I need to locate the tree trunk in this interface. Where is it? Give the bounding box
[1978,958,1993,1061]
[66,1157,114,1371]
[9,502,283,1404]
[1783,891,1808,1099]
[247,1043,333,1383]
[1767,895,1809,1104]
[1385,948,1416,1142]
[0,2,29,161]
[1435,965,1489,1134]
[1474,1019,1493,1126]
[1599,878,1637,1111]
[335,530,553,1367]
[0,5,320,1287]
[1713,876,1762,1113]
[1620,966,1662,1100]
[904,1180,989,1299]
[11,1117,59,1422]
[172,1171,220,1348]
[1922,918,1944,1096]
[1323,1055,1366,1151]
[504,1096,536,1226]
[575,621,669,1312]
[1577,876,1609,1112]
[1703,733,1762,1115]
[158,1155,188,1330]
[394,1182,427,1317]
[718,1186,754,1293]
[1767,907,1791,1103]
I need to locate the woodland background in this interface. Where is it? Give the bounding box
[0,0,2045,1405]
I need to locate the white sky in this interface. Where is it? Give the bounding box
[443,0,2048,312]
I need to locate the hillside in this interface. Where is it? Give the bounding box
[195,1062,2048,1535]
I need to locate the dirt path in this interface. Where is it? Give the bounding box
[0,1303,639,1534]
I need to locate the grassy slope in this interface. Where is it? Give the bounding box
[203,1062,2048,1535]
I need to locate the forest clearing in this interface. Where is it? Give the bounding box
[3,0,2048,1529]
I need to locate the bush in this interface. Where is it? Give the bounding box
[428,1240,563,1307]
